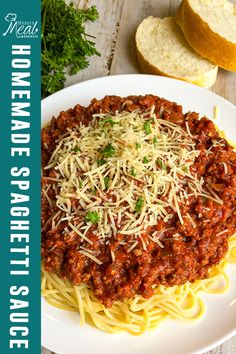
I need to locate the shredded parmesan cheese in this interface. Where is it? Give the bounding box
[78,250,102,265]
[216,229,228,236]
[43,107,224,257]
[127,241,139,253]
[222,162,228,174]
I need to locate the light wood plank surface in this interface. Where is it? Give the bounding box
[42,0,236,353]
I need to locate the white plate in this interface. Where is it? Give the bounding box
[42,74,236,354]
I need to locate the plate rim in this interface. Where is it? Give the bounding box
[42,73,236,109]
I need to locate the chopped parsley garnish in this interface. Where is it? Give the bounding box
[85,211,100,224]
[135,197,143,213]
[72,147,81,153]
[99,117,119,128]
[143,121,152,135]
[101,143,116,158]
[97,159,106,166]
[41,0,100,96]
[153,136,158,145]
[156,158,166,170]
[143,156,149,164]
[79,180,83,188]
[103,176,110,190]
[130,168,137,177]
[135,143,141,149]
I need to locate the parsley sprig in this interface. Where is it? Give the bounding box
[41,0,100,96]
[103,177,110,190]
[99,117,119,129]
[85,211,100,224]
[143,121,152,135]
[156,158,166,170]
[72,147,81,153]
[97,158,107,166]
[135,197,143,213]
[143,156,149,164]
[130,168,137,177]
[101,143,116,158]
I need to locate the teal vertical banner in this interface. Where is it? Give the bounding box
[0,1,41,354]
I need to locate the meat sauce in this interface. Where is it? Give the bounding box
[41,95,236,307]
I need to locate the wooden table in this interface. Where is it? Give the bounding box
[42,1,236,353]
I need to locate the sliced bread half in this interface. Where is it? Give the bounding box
[135,16,218,88]
[176,0,236,71]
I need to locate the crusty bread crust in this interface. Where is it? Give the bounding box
[135,35,218,88]
[176,0,236,71]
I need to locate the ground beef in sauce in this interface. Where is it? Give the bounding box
[41,95,236,308]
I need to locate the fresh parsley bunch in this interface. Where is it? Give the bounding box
[41,0,100,96]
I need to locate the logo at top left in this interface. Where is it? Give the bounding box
[3,13,38,38]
